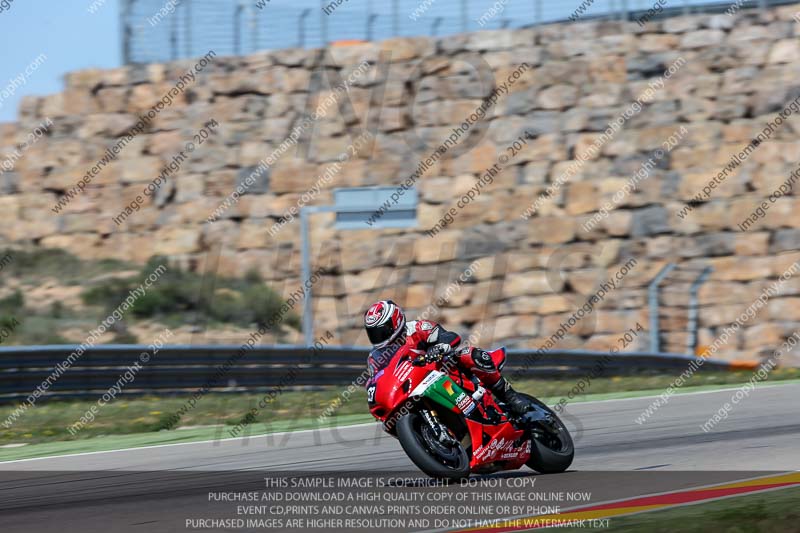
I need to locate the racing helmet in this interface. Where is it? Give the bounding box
[364,300,406,348]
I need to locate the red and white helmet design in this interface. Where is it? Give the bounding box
[364,300,406,348]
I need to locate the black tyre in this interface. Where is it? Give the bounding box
[396,412,471,480]
[521,394,574,474]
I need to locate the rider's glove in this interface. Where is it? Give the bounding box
[427,343,453,362]
[430,343,453,356]
[413,343,453,366]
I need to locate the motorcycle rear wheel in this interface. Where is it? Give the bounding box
[520,393,574,474]
[396,412,471,480]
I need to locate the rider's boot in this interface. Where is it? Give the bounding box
[489,377,534,417]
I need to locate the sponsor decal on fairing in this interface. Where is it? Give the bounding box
[455,392,476,416]
[473,437,518,461]
[410,370,445,397]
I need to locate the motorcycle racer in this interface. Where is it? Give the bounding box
[364,300,534,416]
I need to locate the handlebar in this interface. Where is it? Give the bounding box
[413,345,453,366]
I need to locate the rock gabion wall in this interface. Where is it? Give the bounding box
[3,5,800,365]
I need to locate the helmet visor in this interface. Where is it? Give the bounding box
[367,321,396,345]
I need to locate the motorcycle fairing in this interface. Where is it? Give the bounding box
[369,343,533,472]
[467,416,530,470]
[410,370,531,470]
[411,371,477,417]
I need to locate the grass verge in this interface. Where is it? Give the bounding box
[0,414,373,462]
[1,369,798,461]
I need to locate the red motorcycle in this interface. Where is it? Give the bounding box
[368,344,574,480]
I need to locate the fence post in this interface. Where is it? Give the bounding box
[234,4,243,56]
[648,263,675,353]
[687,267,712,356]
[320,0,328,45]
[366,13,378,41]
[301,207,314,346]
[299,9,311,47]
[250,2,258,53]
[121,0,132,64]
[431,17,443,36]
[170,10,179,60]
[185,0,192,58]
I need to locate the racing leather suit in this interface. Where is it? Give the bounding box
[367,320,527,412]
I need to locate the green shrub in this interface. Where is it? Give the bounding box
[82,257,300,331]
[0,248,130,285]
[0,290,23,311]
[9,316,69,345]
[0,290,23,331]
[49,301,64,319]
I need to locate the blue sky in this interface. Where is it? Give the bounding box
[0,0,119,122]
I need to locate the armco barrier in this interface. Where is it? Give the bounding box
[0,345,756,403]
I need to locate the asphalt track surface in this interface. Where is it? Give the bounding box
[1,382,798,532]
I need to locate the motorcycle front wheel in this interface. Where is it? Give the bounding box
[396,411,470,480]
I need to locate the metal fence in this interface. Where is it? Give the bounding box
[120,0,794,64]
[0,344,755,403]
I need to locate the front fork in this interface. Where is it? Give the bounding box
[421,408,458,446]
